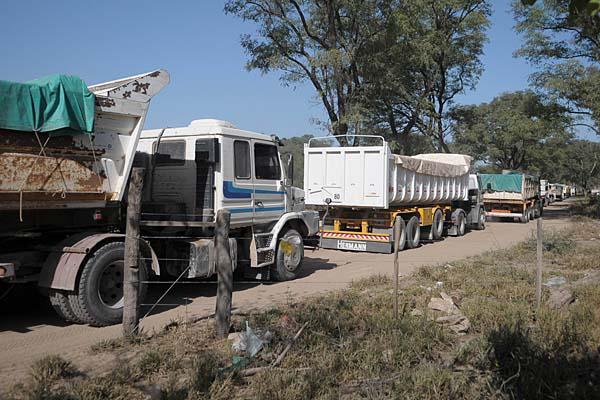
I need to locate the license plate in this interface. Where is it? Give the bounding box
[337,240,367,251]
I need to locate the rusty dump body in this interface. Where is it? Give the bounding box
[0,70,170,235]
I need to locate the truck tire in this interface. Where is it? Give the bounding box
[432,209,444,240]
[456,212,466,236]
[69,242,148,327]
[520,210,528,223]
[406,216,421,249]
[475,208,486,230]
[394,217,407,252]
[272,229,304,282]
[49,290,81,323]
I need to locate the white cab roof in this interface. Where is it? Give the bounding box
[141,119,276,142]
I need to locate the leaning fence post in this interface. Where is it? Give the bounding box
[535,216,543,308]
[123,168,144,337]
[393,216,402,320]
[215,209,233,338]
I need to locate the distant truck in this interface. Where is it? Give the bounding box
[549,183,565,201]
[304,136,485,254]
[481,172,542,223]
[540,179,550,206]
[0,72,318,326]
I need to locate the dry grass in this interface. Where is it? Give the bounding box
[7,221,600,400]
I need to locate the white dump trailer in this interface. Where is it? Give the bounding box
[304,136,485,253]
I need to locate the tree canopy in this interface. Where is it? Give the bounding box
[226,0,490,153]
[451,91,573,177]
[515,0,600,136]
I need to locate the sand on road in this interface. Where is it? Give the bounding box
[0,202,573,388]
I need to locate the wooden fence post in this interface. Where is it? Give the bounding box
[123,168,144,337]
[393,216,402,320]
[535,216,543,309]
[215,209,233,338]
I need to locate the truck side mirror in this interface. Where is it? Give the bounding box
[282,153,294,186]
[486,183,492,191]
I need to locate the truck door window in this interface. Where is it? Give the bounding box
[155,140,186,166]
[254,143,281,180]
[234,140,251,179]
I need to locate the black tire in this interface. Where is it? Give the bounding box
[69,242,148,327]
[456,212,466,236]
[520,211,528,223]
[272,229,304,282]
[475,208,486,230]
[49,290,81,323]
[431,209,444,240]
[406,216,421,249]
[393,217,407,252]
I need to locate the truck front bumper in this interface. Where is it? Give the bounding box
[486,212,523,218]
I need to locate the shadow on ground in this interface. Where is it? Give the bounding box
[489,322,600,399]
[0,256,337,333]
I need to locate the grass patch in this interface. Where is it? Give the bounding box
[571,197,600,219]
[11,221,600,399]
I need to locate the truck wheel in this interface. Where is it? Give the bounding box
[475,209,486,230]
[520,211,528,223]
[49,290,81,323]
[69,242,148,327]
[456,212,466,236]
[272,229,304,282]
[394,218,407,252]
[406,216,421,249]
[432,209,444,240]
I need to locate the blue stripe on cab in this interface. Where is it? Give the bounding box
[229,206,285,214]
[223,181,285,199]
[223,181,252,199]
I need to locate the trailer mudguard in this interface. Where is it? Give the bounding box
[38,232,159,291]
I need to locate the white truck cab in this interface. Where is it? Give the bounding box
[138,119,319,280]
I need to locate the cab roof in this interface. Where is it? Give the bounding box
[141,119,276,143]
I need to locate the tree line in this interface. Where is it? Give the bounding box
[227,0,600,189]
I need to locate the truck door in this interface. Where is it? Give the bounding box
[225,139,254,226]
[252,141,285,225]
[194,139,218,221]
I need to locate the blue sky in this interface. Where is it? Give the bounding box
[0,1,541,138]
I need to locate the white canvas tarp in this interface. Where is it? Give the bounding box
[394,153,471,178]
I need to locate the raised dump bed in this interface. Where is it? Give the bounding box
[0,70,169,233]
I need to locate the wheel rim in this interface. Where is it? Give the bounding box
[459,217,466,235]
[480,213,485,228]
[97,261,124,309]
[283,236,302,272]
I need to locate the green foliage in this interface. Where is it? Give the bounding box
[515,0,600,136]
[561,139,600,189]
[522,0,600,16]
[451,90,573,175]
[224,0,390,140]
[280,134,312,188]
[225,0,490,152]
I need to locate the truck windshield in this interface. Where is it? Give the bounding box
[254,143,281,180]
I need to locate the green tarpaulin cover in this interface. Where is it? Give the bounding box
[479,173,524,193]
[0,74,94,134]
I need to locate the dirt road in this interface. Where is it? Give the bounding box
[0,203,572,388]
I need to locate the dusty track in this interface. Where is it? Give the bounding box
[0,202,573,389]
